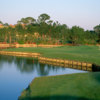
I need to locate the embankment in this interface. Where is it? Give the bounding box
[0,51,100,72]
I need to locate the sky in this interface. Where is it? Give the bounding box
[0,0,100,30]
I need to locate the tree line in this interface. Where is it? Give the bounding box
[0,13,100,45]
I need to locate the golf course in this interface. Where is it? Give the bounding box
[1,45,99,100]
[19,72,100,100]
[2,45,100,65]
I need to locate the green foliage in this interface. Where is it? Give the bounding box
[3,23,9,26]
[18,40,25,44]
[38,13,50,23]
[94,24,100,43]
[18,17,36,25]
[69,26,84,44]
[0,13,99,44]
[0,21,3,24]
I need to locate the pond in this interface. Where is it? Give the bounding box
[0,55,86,100]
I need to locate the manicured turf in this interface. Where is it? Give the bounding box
[19,72,100,100]
[3,46,100,100]
[2,45,100,65]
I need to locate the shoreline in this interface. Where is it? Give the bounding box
[0,51,100,72]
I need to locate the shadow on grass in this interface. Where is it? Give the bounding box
[19,85,92,100]
[91,72,100,83]
[19,72,100,100]
[19,95,92,100]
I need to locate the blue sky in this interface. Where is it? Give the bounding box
[0,0,100,30]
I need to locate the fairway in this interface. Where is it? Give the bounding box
[19,72,100,100]
[0,0,100,100]
[2,45,100,65]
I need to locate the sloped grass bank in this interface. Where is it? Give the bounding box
[19,72,100,100]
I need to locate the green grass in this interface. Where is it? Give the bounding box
[4,46,100,100]
[2,45,100,65]
[19,72,100,100]
[4,46,100,65]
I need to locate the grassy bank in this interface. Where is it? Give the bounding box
[19,72,100,100]
[2,45,100,65]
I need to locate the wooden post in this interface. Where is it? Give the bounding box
[68,60,69,67]
[81,62,82,70]
[77,61,78,68]
[72,61,73,68]
[64,60,66,67]
[86,63,87,71]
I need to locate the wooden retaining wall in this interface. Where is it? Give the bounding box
[0,51,100,72]
[0,51,40,58]
[38,57,93,71]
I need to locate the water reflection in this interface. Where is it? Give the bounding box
[15,58,35,73]
[0,55,67,76]
[0,55,86,100]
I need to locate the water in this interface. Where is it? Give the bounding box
[0,55,86,100]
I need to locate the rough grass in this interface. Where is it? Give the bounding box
[19,72,100,100]
[2,45,100,65]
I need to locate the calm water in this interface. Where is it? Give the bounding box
[0,55,86,100]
